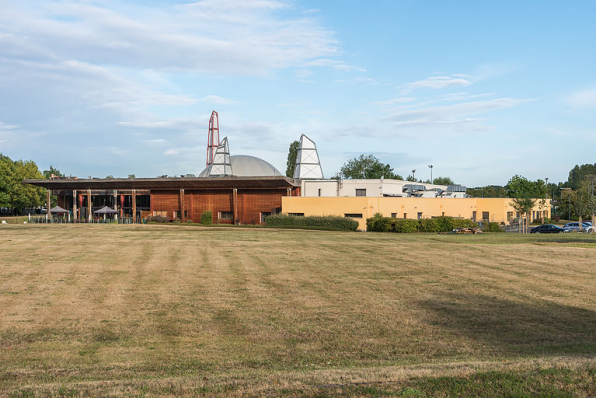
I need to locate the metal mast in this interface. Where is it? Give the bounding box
[206,111,220,166]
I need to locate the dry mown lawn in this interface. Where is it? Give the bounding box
[1,225,595,396]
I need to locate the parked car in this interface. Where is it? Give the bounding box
[530,224,570,234]
[563,222,593,232]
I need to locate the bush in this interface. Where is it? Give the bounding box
[482,222,503,232]
[200,211,213,225]
[366,216,476,233]
[145,215,171,223]
[265,214,359,231]
[186,219,193,224]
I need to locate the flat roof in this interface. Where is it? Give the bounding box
[25,176,300,190]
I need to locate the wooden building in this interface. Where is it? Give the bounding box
[25,176,300,224]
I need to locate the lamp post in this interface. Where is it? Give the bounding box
[412,169,416,181]
[428,165,433,184]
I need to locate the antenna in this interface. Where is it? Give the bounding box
[206,111,220,166]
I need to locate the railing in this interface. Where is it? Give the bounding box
[29,216,141,224]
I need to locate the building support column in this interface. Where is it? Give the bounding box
[73,190,77,222]
[232,188,238,225]
[113,190,118,221]
[46,189,51,221]
[132,189,137,223]
[87,189,92,222]
[286,188,292,197]
[179,189,185,222]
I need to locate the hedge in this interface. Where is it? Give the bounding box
[482,222,503,232]
[265,214,359,231]
[366,215,476,233]
[200,210,213,225]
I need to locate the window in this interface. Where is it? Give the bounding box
[417,212,423,220]
[154,210,167,217]
[173,211,177,219]
[482,211,489,221]
[403,213,407,219]
[260,212,272,223]
[472,211,477,221]
[318,188,321,197]
[344,213,363,219]
[391,213,397,218]
[219,211,233,220]
[355,189,366,197]
[184,210,188,218]
[507,212,513,221]
[442,212,445,217]
[288,213,304,216]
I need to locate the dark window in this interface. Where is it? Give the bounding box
[355,189,366,197]
[260,212,272,223]
[288,213,304,216]
[472,211,477,221]
[184,210,188,218]
[318,188,321,197]
[403,213,407,219]
[345,213,363,219]
[219,211,233,219]
[482,211,489,221]
[417,212,423,220]
[391,213,397,218]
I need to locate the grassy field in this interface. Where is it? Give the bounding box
[1,225,595,397]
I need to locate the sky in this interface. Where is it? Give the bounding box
[1,0,595,186]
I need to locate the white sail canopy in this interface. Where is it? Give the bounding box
[208,137,233,176]
[293,134,323,179]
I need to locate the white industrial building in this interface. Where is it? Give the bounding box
[301,178,467,198]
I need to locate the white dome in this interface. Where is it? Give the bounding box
[199,155,282,177]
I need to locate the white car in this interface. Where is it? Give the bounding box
[563,222,593,233]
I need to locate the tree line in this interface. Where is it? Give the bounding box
[0,154,62,214]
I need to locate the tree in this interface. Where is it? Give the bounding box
[285,140,299,178]
[466,185,507,198]
[0,154,45,213]
[565,164,596,190]
[432,176,454,185]
[505,175,547,233]
[340,155,403,180]
[42,165,64,179]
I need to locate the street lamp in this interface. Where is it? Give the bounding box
[412,169,416,181]
[428,165,433,184]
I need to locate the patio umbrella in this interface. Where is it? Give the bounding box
[49,206,69,214]
[94,206,118,221]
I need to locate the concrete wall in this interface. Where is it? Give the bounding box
[301,179,459,198]
[282,197,551,230]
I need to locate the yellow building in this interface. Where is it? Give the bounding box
[282,197,551,230]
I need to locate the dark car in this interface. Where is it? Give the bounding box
[530,224,570,234]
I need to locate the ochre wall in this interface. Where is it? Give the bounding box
[282,197,551,230]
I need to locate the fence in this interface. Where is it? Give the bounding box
[29,216,141,224]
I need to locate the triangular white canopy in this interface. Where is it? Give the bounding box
[94,206,118,214]
[293,134,323,179]
[208,137,233,177]
[49,205,69,214]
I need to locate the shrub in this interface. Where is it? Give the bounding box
[482,222,503,232]
[145,215,171,223]
[265,214,359,231]
[200,211,213,225]
[186,219,193,224]
[366,216,476,233]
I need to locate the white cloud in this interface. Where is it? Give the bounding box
[402,76,472,91]
[0,121,19,130]
[200,95,238,105]
[382,97,532,137]
[304,59,366,72]
[568,88,596,109]
[164,149,180,156]
[370,97,417,106]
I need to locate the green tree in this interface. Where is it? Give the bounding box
[285,140,299,178]
[466,185,508,198]
[505,175,547,233]
[0,154,45,213]
[340,155,403,180]
[566,164,596,190]
[431,176,454,185]
[42,165,64,179]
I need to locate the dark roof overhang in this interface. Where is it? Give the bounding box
[24,176,300,190]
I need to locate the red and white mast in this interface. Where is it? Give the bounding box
[206,111,220,166]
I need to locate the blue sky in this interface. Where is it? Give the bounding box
[1,0,595,186]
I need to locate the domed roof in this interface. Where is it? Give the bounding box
[199,155,282,177]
